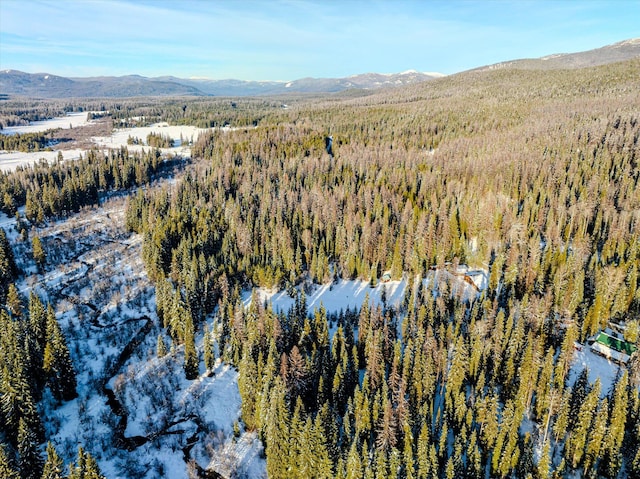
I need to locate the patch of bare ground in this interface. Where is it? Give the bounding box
[51,117,113,150]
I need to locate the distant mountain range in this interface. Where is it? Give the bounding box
[1,38,638,99]
[0,70,443,99]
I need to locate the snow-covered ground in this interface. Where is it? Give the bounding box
[0,114,214,172]
[7,200,265,479]
[89,122,211,160]
[0,148,86,172]
[0,209,16,232]
[0,206,25,245]
[250,268,488,318]
[1,112,94,135]
[568,343,626,395]
[250,277,408,315]
[92,122,207,149]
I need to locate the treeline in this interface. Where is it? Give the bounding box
[0,101,71,130]
[146,132,173,148]
[0,288,78,479]
[0,96,279,132]
[1,442,106,479]
[0,131,57,152]
[127,132,173,148]
[0,147,180,220]
[108,97,280,129]
[126,59,640,476]
[0,228,19,304]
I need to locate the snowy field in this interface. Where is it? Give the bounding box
[90,122,211,160]
[0,148,86,172]
[0,114,214,172]
[92,122,208,149]
[1,112,93,135]
[1,112,95,172]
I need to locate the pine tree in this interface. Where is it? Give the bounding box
[311,413,334,478]
[83,453,105,479]
[29,292,47,351]
[566,379,600,469]
[0,228,18,304]
[444,457,455,479]
[238,350,258,430]
[376,395,397,451]
[1,363,44,445]
[183,312,198,380]
[583,397,608,476]
[535,348,555,422]
[569,368,590,421]
[601,372,628,478]
[287,397,304,478]
[5,284,23,319]
[68,447,105,479]
[465,431,482,479]
[156,334,167,358]
[41,442,65,479]
[373,447,389,478]
[203,323,215,372]
[537,439,551,479]
[32,236,46,272]
[402,420,416,479]
[416,421,433,479]
[265,378,290,479]
[553,387,571,444]
[0,443,20,479]
[345,441,363,479]
[43,305,77,401]
[18,417,43,479]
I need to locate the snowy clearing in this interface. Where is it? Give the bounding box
[249,268,488,317]
[0,148,86,172]
[1,112,94,135]
[0,120,216,172]
[568,343,627,395]
[90,122,211,157]
[250,277,407,315]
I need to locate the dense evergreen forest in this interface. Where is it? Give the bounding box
[0,97,279,131]
[126,60,640,478]
[0,147,183,221]
[1,58,639,478]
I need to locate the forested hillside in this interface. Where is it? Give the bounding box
[1,58,639,478]
[122,59,640,477]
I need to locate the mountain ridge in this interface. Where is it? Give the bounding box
[2,38,639,98]
[474,37,640,72]
[0,70,442,99]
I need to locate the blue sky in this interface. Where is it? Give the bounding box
[1,0,638,80]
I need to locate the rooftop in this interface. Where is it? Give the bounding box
[595,331,637,355]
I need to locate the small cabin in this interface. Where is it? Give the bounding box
[381,271,392,283]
